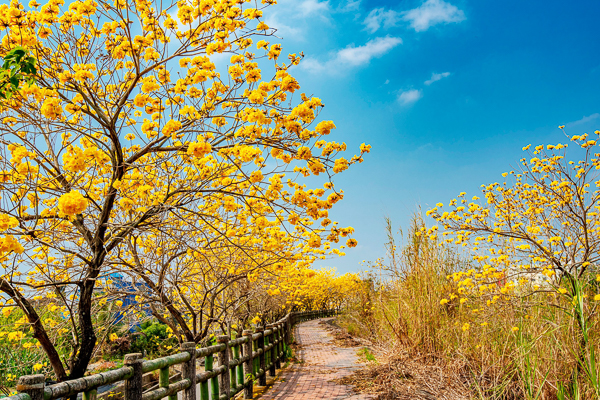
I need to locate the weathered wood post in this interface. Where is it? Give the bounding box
[266,324,276,376]
[256,326,266,386]
[124,353,143,400]
[242,330,254,399]
[180,342,197,400]
[217,335,230,399]
[16,374,45,400]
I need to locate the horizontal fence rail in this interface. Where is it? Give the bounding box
[10,309,338,400]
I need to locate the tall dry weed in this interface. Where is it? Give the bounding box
[341,214,600,400]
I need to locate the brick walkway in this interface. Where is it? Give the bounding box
[261,318,373,400]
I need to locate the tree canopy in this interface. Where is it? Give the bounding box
[0,0,368,381]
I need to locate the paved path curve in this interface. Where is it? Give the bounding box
[261,318,373,400]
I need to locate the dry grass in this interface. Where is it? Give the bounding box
[318,319,362,347]
[338,215,600,400]
[335,347,472,400]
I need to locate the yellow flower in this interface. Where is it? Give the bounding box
[511,326,519,333]
[249,171,263,183]
[187,141,212,157]
[307,235,321,248]
[594,294,600,301]
[315,121,336,135]
[109,333,118,341]
[33,363,44,371]
[440,298,449,305]
[296,146,312,160]
[0,214,18,231]
[162,119,182,136]
[462,323,470,332]
[41,98,63,120]
[58,190,88,216]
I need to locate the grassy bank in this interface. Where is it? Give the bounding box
[340,215,600,400]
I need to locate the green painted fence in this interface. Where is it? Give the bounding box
[10,309,337,400]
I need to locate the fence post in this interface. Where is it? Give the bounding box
[159,364,174,400]
[217,335,230,399]
[264,327,270,376]
[180,342,197,400]
[235,342,243,390]
[16,374,45,400]
[205,352,218,400]
[124,353,143,400]
[266,324,276,377]
[256,326,266,386]
[242,330,254,399]
[229,344,237,393]
[83,389,97,400]
[275,323,282,369]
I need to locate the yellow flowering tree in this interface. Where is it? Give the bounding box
[427,129,600,381]
[0,0,368,381]
[120,215,356,343]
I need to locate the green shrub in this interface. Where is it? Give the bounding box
[129,321,177,357]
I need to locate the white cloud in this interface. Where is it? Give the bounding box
[340,0,361,12]
[566,113,600,127]
[302,36,402,73]
[363,8,399,33]
[299,0,330,16]
[265,12,302,38]
[403,0,465,32]
[337,36,402,66]
[398,89,423,105]
[424,71,451,85]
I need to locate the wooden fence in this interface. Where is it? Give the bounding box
[9,309,337,400]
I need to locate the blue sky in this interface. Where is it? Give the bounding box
[260,0,600,273]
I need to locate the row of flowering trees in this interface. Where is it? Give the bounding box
[0,0,366,384]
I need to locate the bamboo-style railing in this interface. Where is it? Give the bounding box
[10,309,337,400]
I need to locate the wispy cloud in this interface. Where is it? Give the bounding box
[299,0,330,16]
[566,113,600,127]
[363,8,399,33]
[424,71,451,85]
[264,12,302,38]
[337,36,402,66]
[302,36,402,73]
[340,0,361,12]
[403,0,465,32]
[398,89,423,105]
